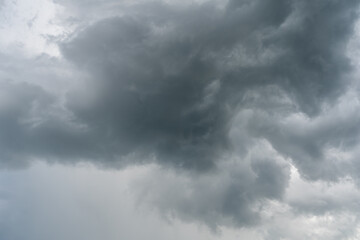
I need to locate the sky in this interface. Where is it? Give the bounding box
[1,0,360,239]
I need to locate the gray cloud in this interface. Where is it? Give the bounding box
[59,0,359,172]
[0,163,243,240]
[1,0,360,232]
[132,143,289,229]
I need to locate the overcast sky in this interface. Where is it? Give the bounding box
[1,0,360,239]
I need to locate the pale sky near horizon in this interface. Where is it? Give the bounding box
[1,0,360,239]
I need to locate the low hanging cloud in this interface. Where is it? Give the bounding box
[131,139,290,229]
[1,0,360,232]
[59,0,359,173]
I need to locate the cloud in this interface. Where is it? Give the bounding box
[131,140,289,229]
[1,162,359,240]
[59,0,359,174]
[0,0,64,56]
[0,163,249,240]
[1,0,360,233]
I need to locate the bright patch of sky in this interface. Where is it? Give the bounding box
[0,0,65,57]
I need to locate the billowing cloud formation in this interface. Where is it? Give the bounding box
[131,140,289,228]
[1,0,360,233]
[59,0,360,177]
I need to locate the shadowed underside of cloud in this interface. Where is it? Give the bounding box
[1,0,360,229]
[60,0,359,173]
[130,140,290,228]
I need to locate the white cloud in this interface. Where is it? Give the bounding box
[0,0,65,56]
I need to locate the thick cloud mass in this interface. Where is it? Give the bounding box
[1,0,360,232]
[0,79,95,167]
[59,0,359,172]
[132,140,290,228]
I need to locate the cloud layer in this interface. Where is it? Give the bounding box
[1,0,360,237]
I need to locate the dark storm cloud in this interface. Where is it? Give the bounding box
[1,0,360,230]
[60,0,359,171]
[132,150,289,229]
[0,80,53,167]
[0,80,98,167]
